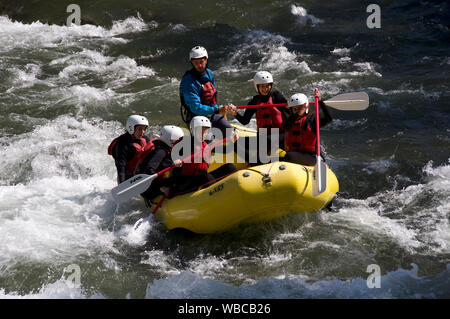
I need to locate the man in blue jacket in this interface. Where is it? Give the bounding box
[180,46,235,138]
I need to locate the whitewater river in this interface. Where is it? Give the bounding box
[0,0,448,299]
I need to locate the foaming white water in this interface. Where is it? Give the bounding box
[331,47,353,64]
[0,279,104,299]
[0,116,118,183]
[0,176,116,263]
[0,15,152,52]
[2,55,155,118]
[290,5,323,26]
[118,217,156,246]
[262,46,313,74]
[145,264,450,298]
[331,47,352,56]
[329,160,450,253]
[322,62,382,78]
[5,64,45,92]
[0,116,125,271]
[169,23,189,33]
[45,49,155,113]
[329,197,422,251]
[368,85,442,100]
[141,250,181,276]
[66,85,117,104]
[420,160,450,252]
[295,78,353,97]
[51,49,155,87]
[1,16,157,112]
[218,28,381,85]
[218,30,313,76]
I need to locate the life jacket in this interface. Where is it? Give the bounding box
[284,116,316,153]
[180,69,217,124]
[181,140,211,176]
[255,95,283,129]
[200,81,217,106]
[108,134,156,178]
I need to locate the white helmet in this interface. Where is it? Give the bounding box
[160,125,184,147]
[189,46,208,60]
[126,115,149,134]
[288,93,309,108]
[253,71,273,93]
[189,116,211,135]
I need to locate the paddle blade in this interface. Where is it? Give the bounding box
[324,92,369,111]
[312,156,327,196]
[111,174,156,204]
[133,216,150,230]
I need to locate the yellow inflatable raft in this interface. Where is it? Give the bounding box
[154,161,338,234]
[148,123,339,234]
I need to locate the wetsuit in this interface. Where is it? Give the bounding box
[171,136,237,194]
[234,90,289,129]
[234,90,290,164]
[282,100,332,165]
[109,133,151,184]
[137,140,174,201]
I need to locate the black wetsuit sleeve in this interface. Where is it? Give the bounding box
[282,111,298,131]
[307,100,333,132]
[114,142,135,183]
[234,97,258,125]
[272,90,288,104]
[272,91,290,126]
[143,149,168,175]
[282,100,332,132]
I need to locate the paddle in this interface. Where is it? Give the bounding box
[111,136,232,204]
[130,135,233,230]
[111,167,174,205]
[133,194,167,230]
[320,92,369,111]
[235,92,369,111]
[312,88,327,196]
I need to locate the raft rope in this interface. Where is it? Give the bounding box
[245,162,276,187]
[246,162,276,178]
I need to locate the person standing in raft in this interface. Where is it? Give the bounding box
[229,71,290,164]
[282,89,332,166]
[170,116,237,194]
[108,115,153,184]
[137,125,184,204]
[179,45,236,139]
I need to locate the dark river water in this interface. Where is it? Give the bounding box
[0,0,448,298]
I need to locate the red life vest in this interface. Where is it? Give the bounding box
[181,140,211,176]
[108,134,156,178]
[200,81,217,106]
[255,96,283,129]
[284,116,316,153]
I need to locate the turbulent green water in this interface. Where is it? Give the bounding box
[0,0,449,299]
